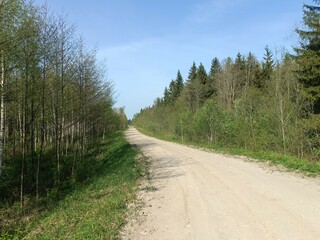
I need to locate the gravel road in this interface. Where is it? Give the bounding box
[122,127,320,240]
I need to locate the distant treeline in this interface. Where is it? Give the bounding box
[133,2,320,162]
[0,0,127,207]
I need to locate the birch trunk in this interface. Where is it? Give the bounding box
[0,51,5,176]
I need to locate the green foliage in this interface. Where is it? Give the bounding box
[294,1,320,159]
[134,36,319,171]
[163,71,184,105]
[0,0,128,202]
[1,132,142,239]
[219,147,320,176]
[0,1,130,238]
[260,46,275,88]
[194,100,226,144]
[174,110,194,142]
[301,114,320,159]
[207,57,221,97]
[196,63,209,105]
[295,1,320,113]
[183,62,198,112]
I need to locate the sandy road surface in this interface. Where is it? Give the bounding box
[122,127,320,240]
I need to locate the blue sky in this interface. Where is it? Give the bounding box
[34,0,311,119]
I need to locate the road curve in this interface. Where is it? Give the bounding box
[123,127,320,240]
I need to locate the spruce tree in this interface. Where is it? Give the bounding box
[208,57,221,97]
[196,63,208,105]
[162,71,184,105]
[184,62,198,112]
[209,58,221,77]
[234,53,246,88]
[261,46,274,88]
[163,86,171,104]
[246,52,262,88]
[174,70,184,99]
[197,63,208,85]
[295,0,320,113]
[186,62,197,84]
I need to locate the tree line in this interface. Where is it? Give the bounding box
[0,0,127,207]
[133,1,320,162]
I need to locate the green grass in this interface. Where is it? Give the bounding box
[193,142,320,176]
[1,131,144,240]
[224,148,320,176]
[135,126,320,177]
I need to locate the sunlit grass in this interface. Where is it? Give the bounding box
[1,132,143,240]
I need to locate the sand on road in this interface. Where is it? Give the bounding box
[122,127,320,240]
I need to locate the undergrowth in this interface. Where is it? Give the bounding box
[0,131,144,240]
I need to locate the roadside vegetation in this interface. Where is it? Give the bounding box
[1,131,143,239]
[133,2,320,176]
[0,1,137,239]
[136,127,320,177]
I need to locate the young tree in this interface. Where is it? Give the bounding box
[0,50,3,177]
[36,5,57,200]
[195,100,225,144]
[217,57,238,109]
[0,0,24,176]
[265,55,300,154]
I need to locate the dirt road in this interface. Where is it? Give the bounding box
[123,127,320,240]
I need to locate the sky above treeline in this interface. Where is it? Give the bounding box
[34,0,312,119]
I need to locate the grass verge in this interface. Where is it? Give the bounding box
[135,127,320,177]
[222,147,320,176]
[1,131,144,240]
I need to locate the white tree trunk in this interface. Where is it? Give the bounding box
[0,51,4,176]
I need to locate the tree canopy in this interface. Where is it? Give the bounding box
[295,0,320,113]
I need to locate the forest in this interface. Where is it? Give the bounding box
[1,0,320,238]
[0,0,127,216]
[133,1,320,162]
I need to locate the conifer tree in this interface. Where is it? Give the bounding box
[246,52,262,88]
[186,62,197,84]
[184,62,198,112]
[295,0,320,113]
[174,70,184,98]
[207,57,221,97]
[260,46,274,88]
[196,63,208,105]
[163,86,171,104]
[234,53,246,88]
